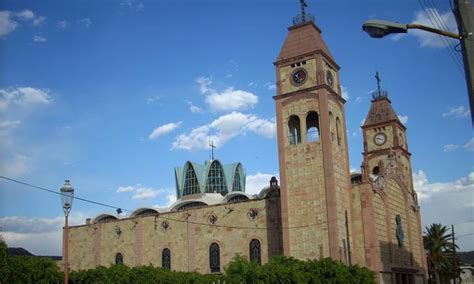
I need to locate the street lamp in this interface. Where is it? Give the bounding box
[60,180,74,284]
[362,5,474,126]
[362,19,462,39]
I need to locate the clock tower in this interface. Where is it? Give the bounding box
[357,73,427,279]
[273,3,352,261]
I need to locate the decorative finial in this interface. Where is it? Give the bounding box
[300,0,307,23]
[372,71,388,100]
[375,71,381,94]
[293,0,314,25]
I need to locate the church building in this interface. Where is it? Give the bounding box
[67,3,427,283]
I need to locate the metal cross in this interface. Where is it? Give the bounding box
[375,71,382,93]
[300,0,307,23]
[209,140,216,160]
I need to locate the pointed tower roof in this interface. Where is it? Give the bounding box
[363,97,403,127]
[363,72,404,128]
[275,22,335,65]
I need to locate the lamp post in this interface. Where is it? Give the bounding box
[362,0,474,126]
[60,180,74,284]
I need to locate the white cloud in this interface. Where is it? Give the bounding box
[443,144,459,152]
[33,35,46,42]
[264,82,276,90]
[133,187,160,200]
[0,10,46,38]
[196,76,259,112]
[341,86,349,100]
[153,194,177,209]
[0,120,21,129]
[149,121,182,140]
[77,18,92,28]
[116,185,134,193]
[0,87,52,111]
[414,170,473,200]
[205,87,258,112]
[187,101,203,114]
[120,0,144,12]
[442,105,471,118]
[172,112,275,151]
[33,16,45,26]
[350,166,358,173]
[0,154,30,177]
[196,76,212,94]
[16,10,35,21]
[56,20,68,29]
[0,11,18,37]
[146,95,160,104]
[417,171,474,251]
[246,172,279,195]
[396,8,458,48]
[0,213,86,255]
[398,115,408,125]
[464,138,474,151]
[116,184,162,200]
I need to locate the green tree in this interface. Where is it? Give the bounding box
[423,223,459,284]
[0,238,10,283]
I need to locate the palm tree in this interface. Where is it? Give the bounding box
[423,223,458,284]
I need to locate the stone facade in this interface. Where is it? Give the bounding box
[66,15,427,284]
[68,191,282,273]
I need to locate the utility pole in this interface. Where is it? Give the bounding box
[452,224,457,284]
[454,0,474,125]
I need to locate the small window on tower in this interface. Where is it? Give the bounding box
[288,115,301,145]
[372,166,380,175]
[329,112,335,142]
[306,111,320,142]
[336,117,342,146]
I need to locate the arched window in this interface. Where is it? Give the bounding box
[162,248,171,270]
[288,115,301,145]
[306,111,320,142]
[209,243,220,273]
[249,239,261,265]
[206,161,228,195]
[336,117,342,146]
[115,253,123,265]
[329,112,335,142]
[372,166,380,175]
[232,165,242,192]
[183,164,200,196]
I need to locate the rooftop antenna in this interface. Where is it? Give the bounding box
[300,0,307,23]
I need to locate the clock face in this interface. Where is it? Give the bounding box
[374,133,387,146]
[291,68,307,86]
[326,70,334,87]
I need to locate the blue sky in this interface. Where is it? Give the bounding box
[0,0,472,255]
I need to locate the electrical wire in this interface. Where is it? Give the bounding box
[418,0,465,75]
[457,232,474,238]
[0,175,133,213]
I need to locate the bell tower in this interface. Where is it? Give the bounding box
[359,73,427,277]
[274,1,352,261]
[361,72,411,181]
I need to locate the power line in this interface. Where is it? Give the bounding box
[0,175,132,213]
[426,0,465,66]
[457,232,474,238]
[0,175,351,230]
[417,0,465,75]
